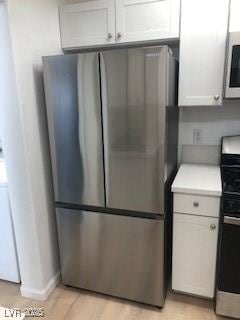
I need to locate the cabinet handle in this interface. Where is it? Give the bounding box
[193,201,199,207]
[116,32,122,40]
[107,33,112,40]
[210,224,216,230]
[214,95,220,101]
[224,216,240,226]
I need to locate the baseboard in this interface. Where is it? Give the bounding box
[20,271,60,300]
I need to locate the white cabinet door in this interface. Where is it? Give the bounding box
[178,0,229,106]
[59,0,115,49]
[115,0,180,43]
[172,213,219,298]
[0,187,20,283]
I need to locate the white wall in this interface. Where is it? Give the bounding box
[178,100,240,164]
[0,3,37,288]
[0,0,62,299]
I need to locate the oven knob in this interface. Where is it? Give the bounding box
[210,224,216,230]
[193,201,199,207]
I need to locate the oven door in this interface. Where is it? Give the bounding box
[221,166,240,194]
[218,215,240,294]
[216,211,240,318]
[225,32,240,98]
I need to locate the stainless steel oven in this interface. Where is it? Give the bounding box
[225,32,240,98]
[216,136,240,319]
[222,167,240,194]
[216,198,240,319]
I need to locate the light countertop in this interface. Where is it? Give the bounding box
[0,160,8,187]
[172,164,222,197]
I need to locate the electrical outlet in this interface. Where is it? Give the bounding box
[193,129,202,144]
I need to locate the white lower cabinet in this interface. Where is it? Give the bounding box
[0,186,20,283]
[172,213,219,298]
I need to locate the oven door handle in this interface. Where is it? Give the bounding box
[224,216,240,226]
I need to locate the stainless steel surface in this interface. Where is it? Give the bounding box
[43,53,105,206]
[214,95,220,101]
[225,32,240,98]
[216,290,240,318]
[222,136,240,154]
[100,46,176,214]
[193,201,199,207]
[210,224,216,230]
[224,216,240,226]
[57,208,165,307]
[44,47,178,307]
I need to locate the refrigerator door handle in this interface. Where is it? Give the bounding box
[99,53,110,206]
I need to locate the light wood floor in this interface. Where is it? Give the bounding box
[0,280,228,320]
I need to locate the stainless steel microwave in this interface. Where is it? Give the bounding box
[225,32,240,98]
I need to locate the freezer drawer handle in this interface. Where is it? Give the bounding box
[224,216,240,226]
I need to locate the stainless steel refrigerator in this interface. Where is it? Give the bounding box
[43,46,178,307]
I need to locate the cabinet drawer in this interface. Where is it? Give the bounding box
[174,193,220,217]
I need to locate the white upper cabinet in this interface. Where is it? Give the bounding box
[178,0,229,106]
[115,0,180,43]
[59,0,180,49]
[229,0,240,32]
[59,0,116,48]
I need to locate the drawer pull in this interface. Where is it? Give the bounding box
[193,201,199,207]
[210,224,216,230]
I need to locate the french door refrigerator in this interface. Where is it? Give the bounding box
[43,46,178,307]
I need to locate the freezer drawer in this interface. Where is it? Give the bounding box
[56,208,165,306]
